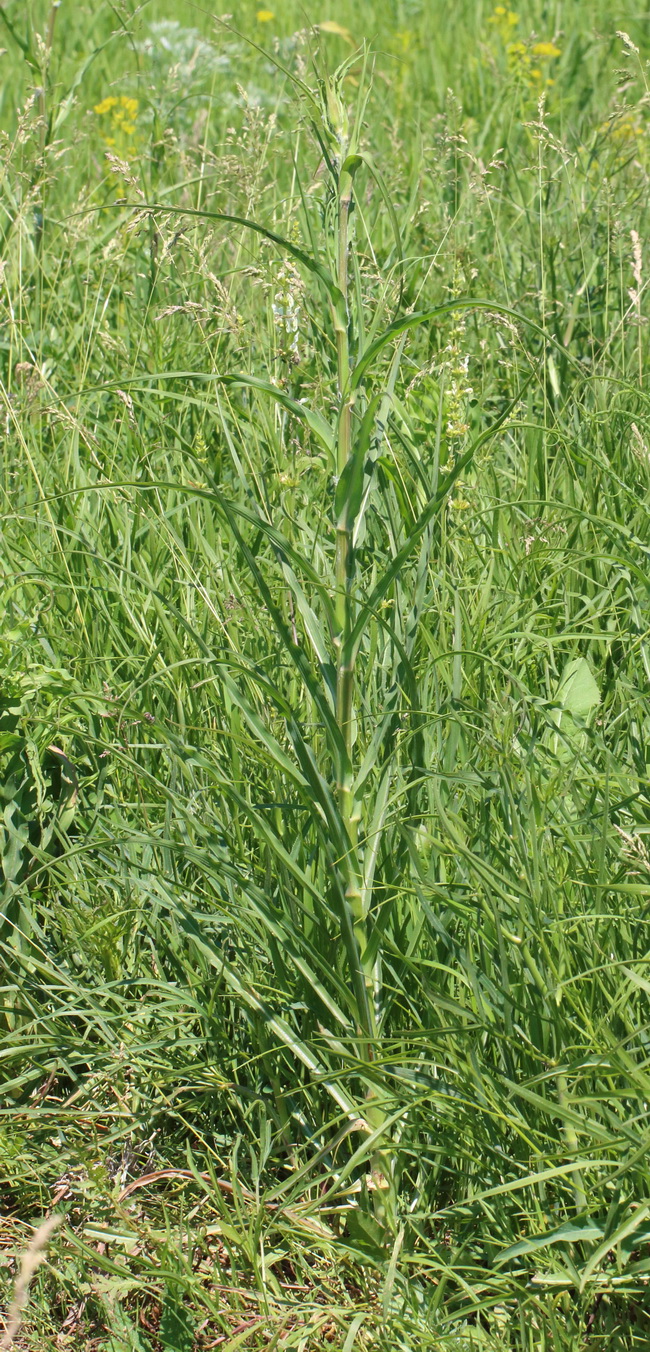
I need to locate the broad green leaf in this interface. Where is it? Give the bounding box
[555,657,601,723]
[579,1204,650,1290]
[495,1218,604,1266]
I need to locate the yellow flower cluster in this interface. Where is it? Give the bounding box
[488,6,519,36]
[601,113,644,142]
[595,112,648,168]
[487,8,561,87]
[256,9,274,20]
[93,95,139,148]
[508,38,560,85]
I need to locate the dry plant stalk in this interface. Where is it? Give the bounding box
[1,1215,62,1350]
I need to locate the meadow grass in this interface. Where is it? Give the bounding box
[2,1,650,1347]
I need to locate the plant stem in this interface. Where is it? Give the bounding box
[333,154,372,1011]
[334,160,356,828]
[331,151,394,1222]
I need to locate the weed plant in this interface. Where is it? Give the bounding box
[2,1,650,1348]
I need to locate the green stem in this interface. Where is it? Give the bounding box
[333,155,393,1219]
[334,161,355,786]
[556,1072,587,1213]
[333,161,364,939]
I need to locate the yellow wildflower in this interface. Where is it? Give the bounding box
[488,6,519,28]
[94,95,139,121]
[94,96,117,115]
[256,8,275,20]
[600,114,645,148]
[93,94,140,160]
[616,117,642,139]
[532,41,561,58]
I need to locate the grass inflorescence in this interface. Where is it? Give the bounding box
[2,1,650,1348]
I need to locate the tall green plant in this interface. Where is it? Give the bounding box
[124,46,526,1235]
[4,6,650,1345]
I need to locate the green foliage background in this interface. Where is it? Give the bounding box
[2,1,650,1347]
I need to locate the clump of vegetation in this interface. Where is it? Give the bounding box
[2,2,650,1348]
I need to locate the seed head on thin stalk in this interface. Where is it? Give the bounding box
[629,228,644,386]
[273,257,303,361]
[1,1214,62,1350]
